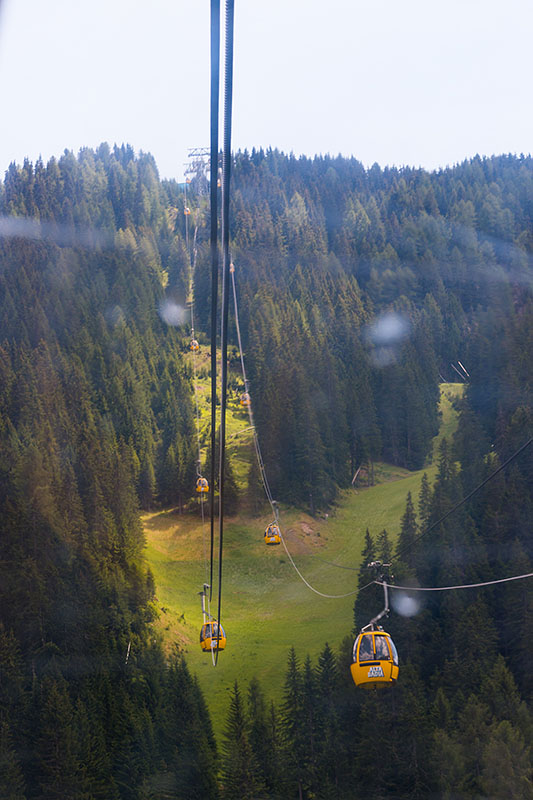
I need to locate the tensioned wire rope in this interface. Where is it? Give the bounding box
[231,272,533,598]
[230,263,274,506]
[374,572,533,592]
[320,435,533,582]
[185,190,210,592]
[394,435,533,563]
[189,0,221,667]
[230,261,358,600]
[208,0,220,604]
[213,0,235,665]
[189,221,209,583]
[186,191,218,666]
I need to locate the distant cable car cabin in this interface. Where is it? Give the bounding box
[350,629,399,688]
[184,206,191,216]
[240,392,251,407]
[264,522,281,545]
[196,477,209,494]
[190,339,199,352]
[200,621,226,652]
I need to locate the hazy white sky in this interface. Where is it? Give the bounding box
[0,0,531,180]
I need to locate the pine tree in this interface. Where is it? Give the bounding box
[432,728,465,799]
[388,663,432,797]
[221,682,264,800]
[396,491,418,570]
[246,677,267,786]
[315,643,342,798]
[203,429,240,515]
[418,472,432,532]
[246,454,266,516]
[300,656,318,796]
[280,648,305,799]
[481,720,533,799]
[479,656,531,737]
[36,678,87,800]
[0,720,26,800]
[377,528,393,563]
[353,529,381,631]
[74,697,117,800]
[163,651,219,800]
[247,678,283,797]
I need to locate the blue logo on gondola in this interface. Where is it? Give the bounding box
[368,666,384,677]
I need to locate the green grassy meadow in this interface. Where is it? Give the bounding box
[144,381,464,735]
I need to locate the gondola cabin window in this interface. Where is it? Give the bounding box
[358,634,374,661]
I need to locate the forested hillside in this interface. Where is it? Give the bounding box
[192,150,532,506]
[0,145,532,797]
[0,147,217,798]
[219,299,533,799]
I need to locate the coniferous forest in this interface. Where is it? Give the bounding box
[0,145,532,797]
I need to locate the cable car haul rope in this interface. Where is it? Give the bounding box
[375,572,533,593]
[194,0,233,666]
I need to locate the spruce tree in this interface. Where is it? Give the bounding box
[418,472,432,532]
[36,678,87,800]
[481,720,533,799]
[315,644,342,798]
[396,491,418,570]
[247,678,283,797]
[353,529,381,631]
[0,720,27,800]
[280,648,305,799]
[377,528,393,563]
[221,682,264,800]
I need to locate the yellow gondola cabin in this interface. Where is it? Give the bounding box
[240,392,251,407]
[196,477,209,493]
[264,522,281,545]
[350,629,399,689]
[190,338,199,351]
[200,622,226,652]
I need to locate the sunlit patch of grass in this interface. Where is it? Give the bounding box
[144,382,463,738]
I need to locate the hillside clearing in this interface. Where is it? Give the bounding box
[144,382,464,735]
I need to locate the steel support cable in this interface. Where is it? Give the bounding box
[184,179,189,256]
[318,436,533,575]
[278,533,359,599]
[190,228,201,475]
[230,266,275,505]
[189,222,209,584]
[230,266,358,600]
[215,0,234,665]
[185,183,207,578]
[394,435,533,562]
[199,494,209,584]
[315,556,367,571]
[185,176,195,451]
[375,573,533,592]
[206,588,217,667]
[209,0,220,602]
[230,267,249,393]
